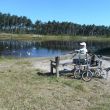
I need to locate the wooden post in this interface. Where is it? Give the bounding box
[50,61,53,74]
[50,56,60,77]
[55,56,60,77]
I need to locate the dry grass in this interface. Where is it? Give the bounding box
[0,57,110,110]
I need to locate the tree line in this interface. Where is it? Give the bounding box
[0,12,110,36]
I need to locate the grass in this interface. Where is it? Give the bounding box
[0,33,110,42]
[0,57,110,110]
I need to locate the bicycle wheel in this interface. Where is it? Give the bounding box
[82,70,93,82]
[74,69,82,79]
[95,68,107,79]
[95,68,102,77]
[101,69,108,79]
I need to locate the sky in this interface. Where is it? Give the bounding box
[0,0,110,26]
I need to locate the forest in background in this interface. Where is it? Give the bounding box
[0,12,110,36]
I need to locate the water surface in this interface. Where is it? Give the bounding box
[0,40,109,57]
[0,40,69,57]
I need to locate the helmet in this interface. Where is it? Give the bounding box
[80,42,86,46]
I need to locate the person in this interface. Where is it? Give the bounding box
[73,42,88,65]
[75,42,88,54]
[79,42,88,54]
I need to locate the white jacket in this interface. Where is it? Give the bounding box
[75,42,88,54]
[79,47,88,54]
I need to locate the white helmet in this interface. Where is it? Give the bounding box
[80,42,86,46]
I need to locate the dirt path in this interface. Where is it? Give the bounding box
[32,58,51,72]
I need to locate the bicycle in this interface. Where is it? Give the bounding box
[94,67,110,79]
[73,53,110,82]
[82,62,110,81]
[81,64,93,82]
[73,64,83,79]
[73,54,88,79]
[81,55,102,82]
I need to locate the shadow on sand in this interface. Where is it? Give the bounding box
[37,69,75,79]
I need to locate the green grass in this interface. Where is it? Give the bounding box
[0,33,110,42]
[0,57,110,110]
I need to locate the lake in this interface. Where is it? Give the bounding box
[0,40,69,57]
[0,40,109,57]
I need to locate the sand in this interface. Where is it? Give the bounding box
[32,54,110,80]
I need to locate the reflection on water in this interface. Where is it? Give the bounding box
[0,47,69,57]
[0,40,109,57]
[0,40,69,57]
[41,41,110,56]
[96,48,110,56]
